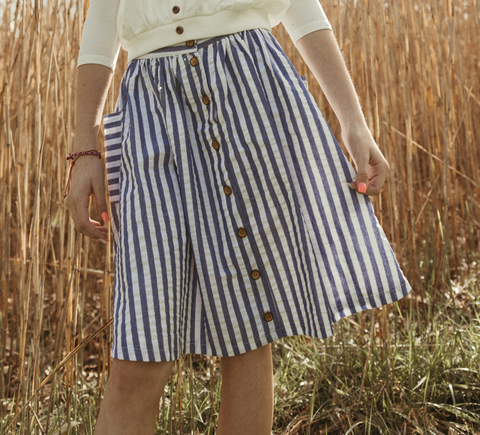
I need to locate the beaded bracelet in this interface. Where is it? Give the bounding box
[66,149,102,161]
[63,150,102,198]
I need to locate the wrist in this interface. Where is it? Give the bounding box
[72,128,100,152]
[72,143,99,152]
[67,150,101,160]
[340,117,369,137]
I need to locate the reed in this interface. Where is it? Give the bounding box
[1,0,479,433]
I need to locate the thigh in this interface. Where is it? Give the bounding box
[108,358,175,390]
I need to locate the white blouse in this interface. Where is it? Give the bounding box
[78,0,332,70]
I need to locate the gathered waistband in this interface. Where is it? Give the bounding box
[133,33,236,61]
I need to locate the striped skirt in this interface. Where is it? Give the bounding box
[103,28,411,362]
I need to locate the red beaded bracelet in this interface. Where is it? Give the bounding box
[63,150,102,198]
[66,149,101,161]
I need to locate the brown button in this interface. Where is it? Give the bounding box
[264,312,274,322]
[251,270,261,280]
[212,140,220,150]
[190,57,199,67]
[186,40,195,47]
[237,228,247,238]
[223,186,232,195]
[172,6,180,13]
[176,26,184,34]
[202,95,210,105]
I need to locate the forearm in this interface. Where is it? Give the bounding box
[73,64,113,152]
[296,29,367,135]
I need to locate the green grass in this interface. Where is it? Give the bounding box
[2,279,480,434]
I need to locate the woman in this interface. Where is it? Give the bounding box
[65,0,411,433]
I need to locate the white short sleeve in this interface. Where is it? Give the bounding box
[281,0,332,44]
[77,0,122,70]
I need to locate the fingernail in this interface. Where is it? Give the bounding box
[101,212,109,223]
[347,183,355,190]
[358,182,367,194]
[99,239,107,244]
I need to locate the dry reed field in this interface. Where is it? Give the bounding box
[1,0,480,433]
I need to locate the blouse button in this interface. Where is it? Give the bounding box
[176,26,184,34]
[190,57,199,67]
[251,270,261,280]
[223,186,232,195]
[186,40,195,47]
[202,95,210,105]
[237,228,247,238]
[212,140,220,150]
[264,312,274,322]
[172,6,180,14]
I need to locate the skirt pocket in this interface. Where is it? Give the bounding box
[104,111,123,204]
[104,111,124,239]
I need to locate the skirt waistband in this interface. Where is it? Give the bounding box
[134,33,235,61]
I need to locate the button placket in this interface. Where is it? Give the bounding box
[211,139,268,311]
[191,62,267,308]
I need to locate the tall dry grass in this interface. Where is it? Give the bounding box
[0,0,479,433]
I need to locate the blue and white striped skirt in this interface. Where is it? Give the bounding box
[103,28,411,362]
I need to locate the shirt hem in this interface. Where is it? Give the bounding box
[123,9,273,62]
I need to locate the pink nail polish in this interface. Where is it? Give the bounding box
[358,182,367,194]
[101,212,109,223]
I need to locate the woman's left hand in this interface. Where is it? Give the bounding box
[342,124,390,197]
[296,29,390,197]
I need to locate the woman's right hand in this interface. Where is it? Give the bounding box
[65,155,110,241]
[68,63,114,241]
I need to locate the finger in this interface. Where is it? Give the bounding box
[365,159,389,197]
[90,218,101,226]
[348,149,369,194]
[355,170,369,195]
[65,195,79,229]
[92,176,109,223]
[73,194,109,241]
[89,219,109,234]
[89,218,108,230]
[365,171,387,197]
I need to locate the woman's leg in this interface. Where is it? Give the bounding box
[94,358,175,435]
[217,344,274,435]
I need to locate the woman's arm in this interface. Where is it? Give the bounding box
[296,29,389,196]
[65,0,121,241]
[65,64,113,241]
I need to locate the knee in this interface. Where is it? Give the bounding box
[108,359,175,395]
[221,344,272,375]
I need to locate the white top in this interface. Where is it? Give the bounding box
[78,0,332,70]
